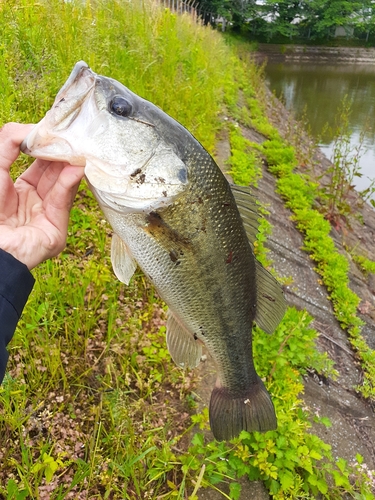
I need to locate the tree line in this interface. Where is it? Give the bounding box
[196,0,375,42]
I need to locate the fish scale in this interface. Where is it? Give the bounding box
[22,61,286,441]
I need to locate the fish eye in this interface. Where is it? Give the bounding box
[110,96,132,117]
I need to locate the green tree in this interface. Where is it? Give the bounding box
[300,0,363,39]
[257,0,303,39]
[354,0,375,41]
[264,0,303,24]
[196,0,258,28]
[199,0,375,41]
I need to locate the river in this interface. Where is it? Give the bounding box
[264,61,375,197]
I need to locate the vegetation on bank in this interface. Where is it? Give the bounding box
[1,0,375,498]
[197,0,375,46]
[225,51,375,401]
[1,1,232,497]
[224,57,375,498]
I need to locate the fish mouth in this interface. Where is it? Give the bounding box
[50,62,96,130]
[92,187,178,213]
[86,177,167,213]
[21,61,96,160]
[56,62,94,99]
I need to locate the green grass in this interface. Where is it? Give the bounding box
[250,113,375,400]
[350,251,375,277]
[1,0,229,154]
[1,1,231,497]
[1,0,375,498]
[227,122,262,187]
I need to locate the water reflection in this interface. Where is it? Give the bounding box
[264,62,375,193]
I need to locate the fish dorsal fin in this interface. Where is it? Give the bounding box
[111,233,137,285]
[230,184,259,250]
[166,310,202,369]
[231,184,286,333]
[255,260,286,334]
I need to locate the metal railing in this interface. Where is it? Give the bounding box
[158,0,217,27]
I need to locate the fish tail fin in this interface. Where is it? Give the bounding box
[209,377,277,441]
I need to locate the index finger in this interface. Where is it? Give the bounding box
[0,123,34,171]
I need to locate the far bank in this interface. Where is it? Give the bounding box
[255,44,375,197]
[256,43,375,63]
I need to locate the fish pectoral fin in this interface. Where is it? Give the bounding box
[230,184,259,250]
[166,311,202,369]
[255,260,286,334]
[110,233,137,285]
[209,377,277,441]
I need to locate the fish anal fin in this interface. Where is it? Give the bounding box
[166,311,202,369]
[111,233,137,285]
[255,260,286,334]
[209,377,277,441]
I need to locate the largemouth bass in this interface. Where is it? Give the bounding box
[22,61,286,440]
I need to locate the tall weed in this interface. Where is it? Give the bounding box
[1,0,230,153]
[0,0,232,496]
[318,96,375,225]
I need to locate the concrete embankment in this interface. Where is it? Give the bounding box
[256,43,375,63]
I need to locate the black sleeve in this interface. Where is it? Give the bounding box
[0,249,35,384]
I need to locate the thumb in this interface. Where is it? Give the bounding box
[44,165,85,231]
[0,123,34,170]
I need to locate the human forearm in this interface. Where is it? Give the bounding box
[0,248,35,384]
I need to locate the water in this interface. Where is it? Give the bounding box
[264,61,375,195]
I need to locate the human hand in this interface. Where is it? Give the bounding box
[0,122,85,269]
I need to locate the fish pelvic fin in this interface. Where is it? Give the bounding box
[111,233,137,285]
[166,310,203,369]
[209,377,277,441]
